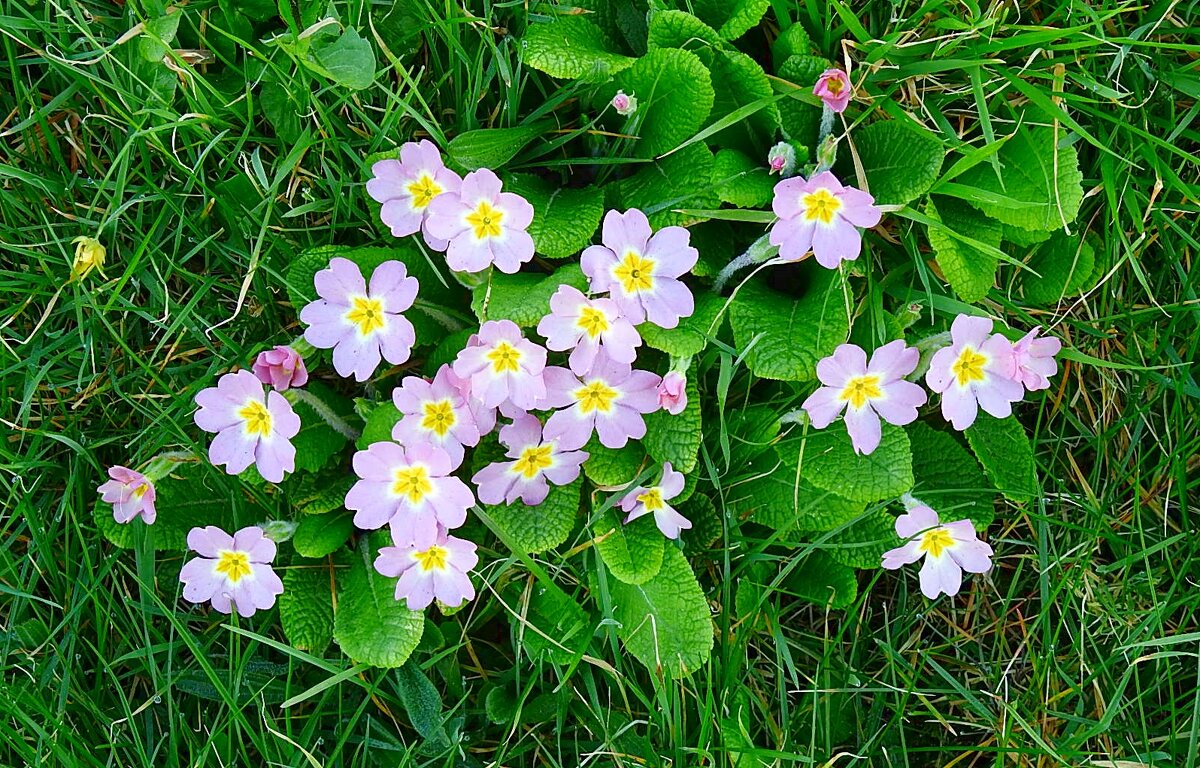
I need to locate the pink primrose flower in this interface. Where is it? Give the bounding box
[769,170,882,269]
[423,168,535,274]
[251,345,308,391]
[375,526,479,611]
[925,315,1024,431]
[619,462,691,539]
[470,414,587,506]
[98,466,157,524]
[366,139,463,250]
[180,526,284,617]
[536,285,641,376]
[540,357,662,451]
[194,370,301,483]
[881,505,993,599]
[452,320,547,412]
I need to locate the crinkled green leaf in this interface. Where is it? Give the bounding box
[643,366,702,473]
[471,263,589,328]
[965,414,1039,503]
[679,492,721,553]
[800,422,914,504]
[291,381,355,473]
[692,0,769,40]
[925,195,1004,302]
[394,661,449,747]
[1019,232,1096,304]
[333,537,424,668]
[638,291,725,357]
[504,173,605,260]
[356,401,401,450]
[729,268,849,381]
[447,123,549,171]
[728,444,865,532]
[616,142,720,228]
[595,508,666,585]
[711,149,775,209]
[772,23,812,70]
[95,461,238,550]
[583,436,646,488]
[137,12,181,63]
[608,547,713,678]
[486,479,582,554]
[523,16,635,81]
[785,551,857,609]
[646,9,722,51]
[293,511,354,557]
[508,579,592,664]
[846,120,944,206]
[907,421,994,528]
[280,558,336,654]
[956,127,1085,231]
[777,55,830,149]
[602,47,715,158]
[308,27,376,90]
[708,50,780,152]
[688,220,735,278]
[423,328,475,376]
[825,510,900,569]
[1004,223,1053,247]
[292,473,354,515]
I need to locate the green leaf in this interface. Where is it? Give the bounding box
[1003,223,1052,247]
[679,492,722,553]
[260,79,303,145]
[708,50,781,152]
[727,445,865,532]
[646,9,723,51]
[504,173,605,260]
[308,27,376,90]
[799,422,914,504]
[446,123,549,171]
[603,47,715,158]
[470,263,589,327]
[290,381,355,473]
[509,580,592,664]
[333,538,425,668]
[486,479,582,554]
[394,661,449,747]
[292,473,354,515]
[956,127,1085,231]
[729,268,849,381]
[785,551,857,609]
[607,547,714,677]
[688,220,735,279]
[964,414,1039,503]
[925,195,1004,302]
[772,23,812,70]
[616,142,720,228]
[1018,232,1096,304]
[777,55,830,149]
[711,149,775,209]
[279,559,336,654]
[906,421,994,528]
[95,462,238,550]
[692,0,770,40]
[522,16,635,81]
[137,11,182,63]
[825,510,900,569]
[638,291,725,357]
[594,508,666,586]
[424,328,476,376]
[845,120,944,206]
[356,402,401,451]
[293,511,354,558]
[582,436,646,488]
[643,367,702,474]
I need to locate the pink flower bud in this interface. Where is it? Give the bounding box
[767,142,797,176]
[657,371,687,415]
[813,68,852,113]
[252,345,309,391]
[611,90,638,116]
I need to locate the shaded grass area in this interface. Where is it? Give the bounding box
[2,0,1198,765]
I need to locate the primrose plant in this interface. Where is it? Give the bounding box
[97,8,1080,678]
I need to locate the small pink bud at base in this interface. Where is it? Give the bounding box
[657,371,687,415]
[252,345,309,391]
[813,68,852,113]
[611,90,638,116]
[767,142,797,176]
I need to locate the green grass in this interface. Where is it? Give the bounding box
[2,0,1198,765]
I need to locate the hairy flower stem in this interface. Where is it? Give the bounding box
[715,233,777,293]
[286,388,362,440]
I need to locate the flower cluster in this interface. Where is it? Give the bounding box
[803,317,1061,454]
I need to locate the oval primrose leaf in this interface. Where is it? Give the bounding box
[964,413,1040,503]
[333,537,425,668]
[447,123,550,171]
[601,47,716,159]
[643,366,702,474]
[841,120,944,206]
[797,422,915,505]
[279,557,337,654]
[503,173,605,260]
[292,510,354,558]
[594,508,666,586]
[522,15,635,81]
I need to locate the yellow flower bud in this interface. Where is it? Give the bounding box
[71,236,106,281]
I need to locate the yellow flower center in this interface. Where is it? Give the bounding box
[413,544,450,573]
[574,380,619,414]
[613,251,656,295]
[421,399,457,437]
[238,399,273,437]
[802,188,843,225]
[825,76,845,96]
[392,465,433,504]
[215,550,252,583]
[512,444,554,479]
[466,200,504,240]
[133,482,150,498]
[576,306,610,339]
[486,341,522,374]
[951,346,989,387]
[838,374,882,410]
[636,487,664,512]
[346,296,386,336]
[406,172,443,210]
[918,528,954,559]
